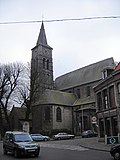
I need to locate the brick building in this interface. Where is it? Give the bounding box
[94,63,120,137]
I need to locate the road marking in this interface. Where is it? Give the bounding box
[40,143,88,151]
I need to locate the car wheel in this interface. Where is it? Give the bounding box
[113,151,120,160]
[34,152,39,157]
[14,150,20,158]
[3,147,7,155]
[44,138,48,141]
[58,137,61,140]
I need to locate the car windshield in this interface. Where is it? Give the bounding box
[59,133,67,135]
[14,134,33,142]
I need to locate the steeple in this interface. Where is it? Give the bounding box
[31,21,53,99]
[36,22,48,46]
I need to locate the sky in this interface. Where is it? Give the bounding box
[0,0,120,79]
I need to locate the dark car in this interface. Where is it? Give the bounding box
[31,134,50,141]
[81,130,98,138]
[53,132,75,140]
[110,144,120,160]
[3,131,40,158]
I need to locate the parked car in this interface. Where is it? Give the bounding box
[31,134,50,141]
[3,131,40,158]
[81,130,98,138]
[110,144,120,160]
[53,132,75,140]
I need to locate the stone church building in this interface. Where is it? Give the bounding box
[31,22,115,135]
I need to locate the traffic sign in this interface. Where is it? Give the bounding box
[107,136,118,144]
[92,116,97,122]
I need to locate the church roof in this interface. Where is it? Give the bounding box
[37,22,47,45]
[55,57,115,90]
[73,96,95,106]
[36,89,76,106]
[36,22,52,49]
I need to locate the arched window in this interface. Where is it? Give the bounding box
[43,58,45,69]
[47,59,49,70]
[44,107,50,121]
[56,107,62,122]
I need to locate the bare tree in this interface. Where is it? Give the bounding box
[14,62,40,121]
[14,62,31,120]
[0,62,24,130]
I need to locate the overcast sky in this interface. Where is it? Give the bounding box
[0,0,120,79]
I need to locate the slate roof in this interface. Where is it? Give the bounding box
[75,105,96,112]
[36,89,76,106]
[74,96,95,106]
[37,22,48,45]
[36,22,52,49]
[94,60,120,91]
[35,89,96,107]
[55,57,115,90]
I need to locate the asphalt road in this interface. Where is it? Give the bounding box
[41,147,112,160]
[0,140,113,160]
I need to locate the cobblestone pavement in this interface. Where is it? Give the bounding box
[39,137,112,152]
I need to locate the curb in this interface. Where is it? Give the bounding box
[79,143,110,152]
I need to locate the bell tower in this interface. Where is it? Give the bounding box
[31,22,54,102]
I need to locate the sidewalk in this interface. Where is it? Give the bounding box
[76,137,112,152]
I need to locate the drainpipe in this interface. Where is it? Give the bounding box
[81,107,84,132]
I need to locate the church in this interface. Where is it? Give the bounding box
[30,22,115,136]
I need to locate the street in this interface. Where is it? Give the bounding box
[0,139,113,160]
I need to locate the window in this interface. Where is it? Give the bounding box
[43,58,45,69]
[102,70,107,79]
[47,59,49,70]
[86,86,90,96]
[97,92,102,111]
[77,89,80,98]
[44,107,50,121]
[103,89,108,109]
[104,96,108,109]
[56,107,62,122]
[118,83,120,94]
[109,86,115,108]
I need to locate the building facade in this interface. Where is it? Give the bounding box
[94,63,120,137]
[55,58,115,134]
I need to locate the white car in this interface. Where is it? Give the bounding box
[53,132,75,140]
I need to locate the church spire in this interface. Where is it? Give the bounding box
[36,22,48,46]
